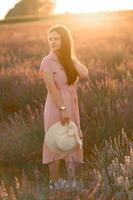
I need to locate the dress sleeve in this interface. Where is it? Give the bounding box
[38,56,51,79]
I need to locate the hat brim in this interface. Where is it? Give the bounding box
[45,121,79,154]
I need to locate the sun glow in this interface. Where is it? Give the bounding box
[54,0,133,14]
[0,0,133,20]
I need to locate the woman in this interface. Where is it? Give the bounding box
[39,25,88,189]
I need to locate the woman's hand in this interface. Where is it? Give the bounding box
[60,109,70,126]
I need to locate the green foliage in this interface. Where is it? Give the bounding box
[5,0,54,19]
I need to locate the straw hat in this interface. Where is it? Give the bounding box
[45,121,83,154]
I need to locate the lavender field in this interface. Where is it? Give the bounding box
[0,13,133,199]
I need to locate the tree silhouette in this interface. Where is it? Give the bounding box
[5,0,54,19]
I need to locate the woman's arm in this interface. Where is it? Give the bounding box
[42,71,65,109]
[73,59,89,80]
[39,56,65,108]
[42,71,70,125]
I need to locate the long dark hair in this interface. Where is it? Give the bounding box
[48,25,78,85]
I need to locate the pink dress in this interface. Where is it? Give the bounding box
[39,51,84,164]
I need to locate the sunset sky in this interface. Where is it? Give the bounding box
[0,0,133,20]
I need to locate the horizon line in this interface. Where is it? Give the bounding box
[1,8,133,21]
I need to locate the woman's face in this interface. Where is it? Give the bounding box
[48,31,61,52]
